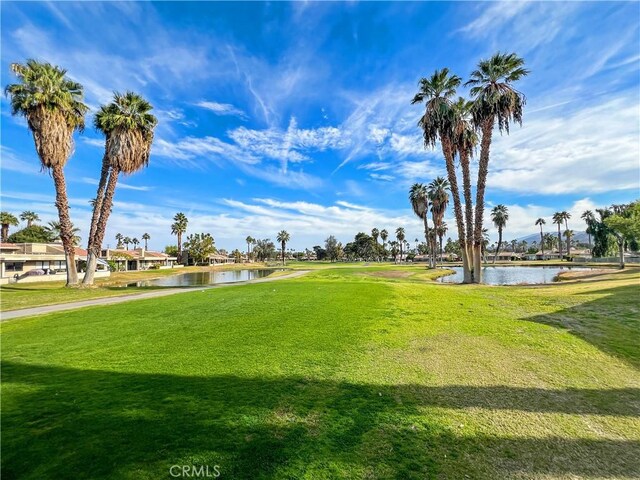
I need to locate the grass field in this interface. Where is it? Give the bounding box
[2,264,639,479]
[0,263,283,312]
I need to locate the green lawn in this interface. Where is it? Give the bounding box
[0,263,284,312]
[2,265,639,479]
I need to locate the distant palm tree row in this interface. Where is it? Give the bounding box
[113,232,151,250]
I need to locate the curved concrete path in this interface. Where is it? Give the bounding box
[1,270,310,321]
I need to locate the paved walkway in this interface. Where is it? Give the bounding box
[1,270,310,321]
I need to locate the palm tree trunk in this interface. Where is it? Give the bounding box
[494,228,502,264]
[83,168,120,285]
[565,220,571,257]
[1,224,8,242]
[557,225,563,259]
[282,242,286,265]
[439,235,443,263]
[422,214,432,268]
[460,149,474,282]
[540,228,544,259]
[472,117,494,282]
[51,164,78,286]
[441,136,469,281]
[87,153,110,252]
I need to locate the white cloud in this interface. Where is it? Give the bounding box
[152,136,258,167]
[195,101,247,119]
[488,92,640,194]
[228,117,350,170]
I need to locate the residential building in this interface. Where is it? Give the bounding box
[100,248,178,271]
[0,242,110,284]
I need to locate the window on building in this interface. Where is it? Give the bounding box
[5,262,24,272]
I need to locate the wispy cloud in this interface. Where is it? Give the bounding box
[81,177,153,192]
[0,147,40,176]
[195,101,247,119]
[488,91,640,195]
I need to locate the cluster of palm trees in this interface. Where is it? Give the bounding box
[6,60,157,286]
[409,177,450,267]
[412,52,528,283]
[1,211,27,241]
[1,210,82,245]
[114,232,151,250]
[533,211,572,259]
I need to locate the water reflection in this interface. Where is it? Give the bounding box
[125,269,283,287]
[437,266,593,285]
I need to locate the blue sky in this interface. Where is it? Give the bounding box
[2,1,639,251]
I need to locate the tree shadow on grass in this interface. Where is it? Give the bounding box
[524,282,640,370]
[2,361,639,479]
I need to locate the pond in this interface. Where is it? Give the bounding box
[123,269,284,288]
[436,266,594,285]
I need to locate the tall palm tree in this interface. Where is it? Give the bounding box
[465,52,528,281]
[428,176,450,265]
[132,237,140,249]
[552,212,564,258]
[1,212,19,242]
[6,60,89,285]
[581,210,595,249]
[142,232,150,250]
[171,213,188,253]
[409,183,433,267]
[412,69,469,279]
[452,97,478,276]
[20,211,40,228]
[535,218,546,258]
[245,235,254,260]
[395,227,405,263]
[371,228,379,244]
[560,211,571,256]
[490,204,509,264]
[115,233,123,249]
[83,92,157,285]
[380,229,388,251]
[123,236,132,250]
[276,230,290,266]
[437,222,448,262]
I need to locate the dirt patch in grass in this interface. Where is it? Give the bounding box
[556,268,619,282]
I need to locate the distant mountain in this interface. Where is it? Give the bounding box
[515,231,590,245]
